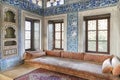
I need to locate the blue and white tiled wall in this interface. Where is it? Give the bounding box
[0,0,43,71]
[67,12,78,52]
[64,0,88,4]
[0,0,119,71]
[47,0,119,52]
[0,0,43,16]
[44,0,118,16]
[0,9,22,70]
[0,8,23,71]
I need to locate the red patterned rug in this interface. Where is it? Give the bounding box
[14,68,87,80]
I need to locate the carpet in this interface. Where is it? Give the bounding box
[14,68,87,80]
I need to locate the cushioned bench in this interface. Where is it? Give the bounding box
[24,50,120,80]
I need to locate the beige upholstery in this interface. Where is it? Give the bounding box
[61,51,84,60]
[23,51,46,60]
[45,50,61,57]
[24,51,120,80]
[84,53,113,64]
[26,56,102,74]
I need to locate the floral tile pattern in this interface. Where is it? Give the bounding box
[67,12,78,52]
[44,0,118,16]
[0,0,43,16]
[0,59,7,70]
[46,0,118,52]
[0,56,22,70]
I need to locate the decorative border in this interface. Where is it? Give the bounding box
[44,0,119,16]
[0,0,44,16]
[0,0,119,16]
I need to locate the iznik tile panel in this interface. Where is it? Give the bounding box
[44,0,119,16]
[0,0,43,16]
[64,0,88,4]
[67,12,78,52]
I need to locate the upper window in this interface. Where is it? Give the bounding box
[54,22,64,50]
[27,0,42,7]
[84,14,110,54]
[25,18,40,51]
[47,0,64,7]
[48,20,64,50]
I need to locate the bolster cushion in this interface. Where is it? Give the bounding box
[46,50,61,57]
[112,57,120,76]
[102,58,113,73]
[84,53,112,64]
[61,51,84,60]
[24,51,46,60]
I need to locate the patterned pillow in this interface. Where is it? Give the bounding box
[112,57,120,76]
[102,58,113,73]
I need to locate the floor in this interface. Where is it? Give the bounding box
[0,64,39,80]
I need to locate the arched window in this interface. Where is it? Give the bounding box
[27,0,42,7]
[46,0,64,7]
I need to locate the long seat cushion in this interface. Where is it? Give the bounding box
[25,56,119,80]
[26,56,102,74]
[25,56,101,74]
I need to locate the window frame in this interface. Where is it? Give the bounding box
[84,14,110,54]
[25,18,40,51]
[49,20,64,50]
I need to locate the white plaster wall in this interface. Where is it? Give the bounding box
[117,2,120,58]
[21,10,43,57]
[43,14,67,50]
[78,6,120,57]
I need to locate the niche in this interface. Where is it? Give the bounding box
[4,41,17,46]
[1,5,18,58]
[5,27,16,38]
[4,10,15,23]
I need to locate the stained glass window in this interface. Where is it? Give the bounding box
[46,0,64,7]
